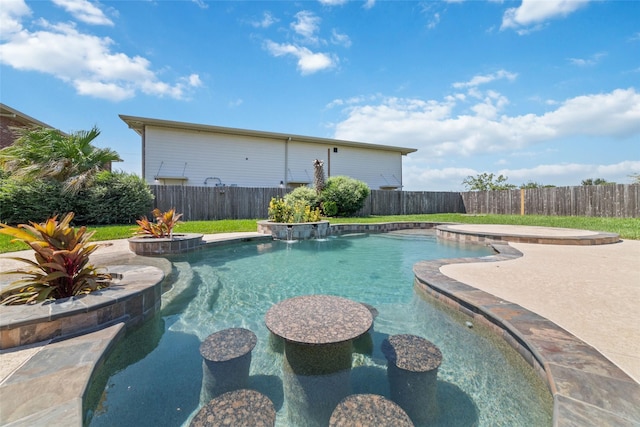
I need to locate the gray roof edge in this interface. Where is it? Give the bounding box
[119,114,417,155]
[0,103,66,135]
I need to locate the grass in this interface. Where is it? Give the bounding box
[1,214,637,254]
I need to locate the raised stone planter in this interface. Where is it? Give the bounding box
[0,265,164,349]
[128,233,204,256]
[257,220,330,240]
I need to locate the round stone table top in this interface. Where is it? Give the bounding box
[329,394,414,427]
[382,334,442,372]
[265,295,373,345]
[199,328,257,362]
[190,389,275,427]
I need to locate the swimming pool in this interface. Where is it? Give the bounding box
[87,231,553,426]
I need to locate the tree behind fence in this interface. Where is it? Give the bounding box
[150,184,639,220]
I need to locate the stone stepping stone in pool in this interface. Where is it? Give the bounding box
[329,393,414,427]
[190,389,275,427]
[382,334,443,425]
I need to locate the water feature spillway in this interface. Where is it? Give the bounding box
[86,232,553,427]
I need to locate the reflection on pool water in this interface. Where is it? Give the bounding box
[87,232,553,427]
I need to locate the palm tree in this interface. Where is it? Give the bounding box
[313,159,325,194]
[0,126,121,193]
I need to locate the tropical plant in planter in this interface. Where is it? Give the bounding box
[134,208,183,238]
[0,212,112,305]
[268,198,321,223]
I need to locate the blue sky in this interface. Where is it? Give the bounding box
[1,0,639,191]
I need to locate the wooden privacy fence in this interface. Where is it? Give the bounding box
[150,184,639,220]
[150,186,465,220]
[461,184,640,218]
[151,186,287,220]
[355,190,465,216]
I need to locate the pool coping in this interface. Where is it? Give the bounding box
[0,223,637,426]
[414,236,639,426]
[436,223,621,245]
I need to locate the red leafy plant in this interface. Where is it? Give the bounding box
[0,212,112,305]
[134,208,183,238]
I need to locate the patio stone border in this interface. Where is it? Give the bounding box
[0,324,124,426]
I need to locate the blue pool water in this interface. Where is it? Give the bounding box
[87,232,553,427]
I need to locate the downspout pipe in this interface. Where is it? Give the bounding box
[142,126,146,182]
[284,137,291,188]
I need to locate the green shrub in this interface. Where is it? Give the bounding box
[321,201,338,217]
[0,178,74,224]
[320,176,370,217]
[75,171,154,225]
[0,172,153,225]
[284,186,319,208]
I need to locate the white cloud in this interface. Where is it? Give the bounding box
[0,0,31,38]
[403,161,640,191]
[568,52,606,67]
[263,9,346,74]
[427,12,440,30]
[502,0,590,33]
[74,79,133,100]
[419,3,442,30]
[251,11,277,28]
[186,74,202,87]
[291,11,321,44]
[332,88,640,160]
[0,5,201,101]
[331,29,351,47]
[191,0,208,9]
[51,0,113,26]
[470,91,509,120]
[501,160,640,184]
[326,94,381,109]
[318,0,349,6]
[264,40,337,75]
[538,89,640,138]
[453,69,518,89]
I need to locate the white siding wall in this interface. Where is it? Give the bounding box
[144,126,403,189]
[329,146,403,189]
[287,141,329,185]
[145,127,285,187]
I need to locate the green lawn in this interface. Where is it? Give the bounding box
[1,214,638,254]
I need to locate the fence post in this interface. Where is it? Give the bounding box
[520,188,525,216]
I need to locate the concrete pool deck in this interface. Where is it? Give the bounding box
[0,224,638,426]
[439,224,640,384]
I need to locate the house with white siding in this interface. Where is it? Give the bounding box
[119,115,416,190]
